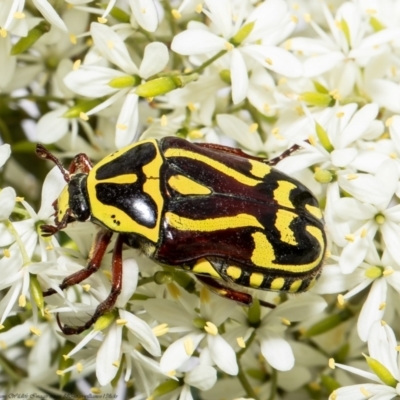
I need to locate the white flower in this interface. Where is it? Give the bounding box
[333,160,400,274]
[171,0,301,104]
[289,2,400,97]
[145,288,239,376]
[57,257,161,387]
[64,22,169,148]
[330,320,400,399]
[0,167,64,326]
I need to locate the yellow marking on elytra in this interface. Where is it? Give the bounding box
[98,174,137,185]
[251,228,325,273]
[275,209,298,245]
[306,204,323,219]
[57,186,70,221]
[250,273,264,288]
[166,212,263,232]
[270,277,285,290]
[273,181,297,208]
[168,175,211,195]
[192,259,220,279]
[289,279,302,292]
[226,266,242,280]
[88,140,163,243]
[249,159,271,178]
[164,148,263,186]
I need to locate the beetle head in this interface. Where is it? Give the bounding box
[36,144,93,236]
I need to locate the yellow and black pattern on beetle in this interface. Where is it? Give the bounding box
[36,137,327,334]
[87,139,164,243]
[155,137,326,293]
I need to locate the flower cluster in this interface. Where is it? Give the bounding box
[2,0,400,399]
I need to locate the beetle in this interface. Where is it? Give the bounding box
[36,136,326,334]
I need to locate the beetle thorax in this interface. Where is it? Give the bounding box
[56,173,90,224]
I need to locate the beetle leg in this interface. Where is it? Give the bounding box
[43,229,113,296]
[267,142,308,166]
[195,275,277,309]
[57,233,124,335]
[195,275,254,305]
[196,142,263,161]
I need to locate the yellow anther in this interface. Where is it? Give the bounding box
[152,323,169,337]
[80,112,89,121]
[204,321,218,335]
[237,337,246,348]
[160,115,168,127]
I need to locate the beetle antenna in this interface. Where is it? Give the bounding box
[36,144,70,183]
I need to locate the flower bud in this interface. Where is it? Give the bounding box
[11,21,51,55]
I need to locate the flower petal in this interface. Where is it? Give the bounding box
[207,334,238,375]
[242,45,302,77]
[32,0,68,31]
[139,42,169,78]
[0,187,16,220]
[115,92,139,149]
[36,107,69,144]
[64,66,125,97]
[96,323,122,385]
[259,330,294,371]
[119,309,160,356]
[129,0,158,32]
[230,49,248,104]
[116,258,138,307]
[160,333,204,372]
[171,30,227,55]
[184,365,217,390]
[357,279,386,342]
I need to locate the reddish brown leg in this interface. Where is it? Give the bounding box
[196,275,254,305]
[196,275,276,309]
[43,229,113,296]
[267,142,308,166]
[197,142,263,161]
[58,234,124,335]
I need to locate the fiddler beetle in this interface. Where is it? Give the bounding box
[36,137,326,334]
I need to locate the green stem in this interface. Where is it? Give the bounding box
[163,0,178,36]
[12,205,30,218]
[236,331,259,400]
[0,352,27,382]
[0,118,12,143]
[245,100,267,142]
[188,50,227,75]
[137,276,155,287]
[268,368,277,400]
[237,361,260,400]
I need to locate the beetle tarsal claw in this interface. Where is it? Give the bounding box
[40,224,59,236]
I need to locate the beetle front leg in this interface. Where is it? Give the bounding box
[57,234,124,335]
[43,229,113,296]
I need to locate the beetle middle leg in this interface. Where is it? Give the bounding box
[43,229,113,296]
[56,234,124,335]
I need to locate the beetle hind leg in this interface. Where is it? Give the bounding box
[195,274,253,305]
